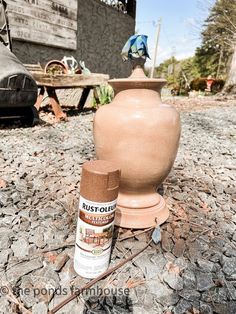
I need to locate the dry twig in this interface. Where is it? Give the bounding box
[49,239,153,314]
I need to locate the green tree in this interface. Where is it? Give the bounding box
[155,57,178,87]
[195,0,236,87]
[155,56,200,93]
[177,57,200,88]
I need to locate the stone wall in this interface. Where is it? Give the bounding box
[12,0,135,78]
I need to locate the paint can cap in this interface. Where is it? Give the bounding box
[80,160,120,202]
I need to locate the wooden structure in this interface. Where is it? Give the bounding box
[7,0,78,50]
[26,65,109,120]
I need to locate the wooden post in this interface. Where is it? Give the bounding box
[46,88,68,121]
[150,18,162,78]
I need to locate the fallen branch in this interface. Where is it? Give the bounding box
[40,242,74,253]
[49,239,153,314]
[117,227,153,242]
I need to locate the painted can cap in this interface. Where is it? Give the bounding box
[80,160,121,202]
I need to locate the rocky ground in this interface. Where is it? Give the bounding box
[0,96,235,314]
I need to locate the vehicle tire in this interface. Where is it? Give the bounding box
[21,106,39,126]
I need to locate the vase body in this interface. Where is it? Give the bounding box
[93,67,181,228]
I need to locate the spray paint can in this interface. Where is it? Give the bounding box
[74,160,120,278]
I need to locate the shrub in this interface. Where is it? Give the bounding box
[190,78,207,91]
[211,79,225,94]
[190,77,225,93]
[93,84,114,108]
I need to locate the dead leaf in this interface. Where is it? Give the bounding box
[201,202,211,212]
[0,178,7,188]
[177,206,188,220]
[126,278,146,289]
[44,252,57,263]
[165,261,180,275]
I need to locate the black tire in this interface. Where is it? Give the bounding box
[21,106,39,126]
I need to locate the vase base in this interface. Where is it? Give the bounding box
[115,195,169,229]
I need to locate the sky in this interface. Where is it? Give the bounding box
[136,0,214,67]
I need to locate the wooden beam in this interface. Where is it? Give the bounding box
[31,73,109,88]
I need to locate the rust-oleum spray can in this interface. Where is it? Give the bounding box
[74,160,120,278]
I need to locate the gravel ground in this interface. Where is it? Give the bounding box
[0,100,235,314]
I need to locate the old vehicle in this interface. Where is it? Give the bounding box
[0,0,38,125]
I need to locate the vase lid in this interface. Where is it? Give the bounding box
[108,65,167,92]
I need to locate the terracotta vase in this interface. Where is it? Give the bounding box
[93,63,181,229]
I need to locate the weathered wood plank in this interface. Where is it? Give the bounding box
[32,73,110,88]
[7,0,77,50]
[8,1,78,26]
[24,63,43,72]
[8,0,77,17]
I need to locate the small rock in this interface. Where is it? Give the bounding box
[187,240,205,262]
[174,257,189,271]
[127,288,139,305]
[150,253,167,274]
[155,292,179,307]
[182,269,196,289]
[29,227,45,248]
[179,289,201,302]
[0,191,9,206]
[211,287,228,303]
[163,272,183,290]
[225,281,236,300]
[209,251,222,263]
[19,277,39,308]
[199,301,213,314]
[11,191,20,204]
[39,206,62,219]
[49,296,84,314]
[6,258,43,284]
[143,292,155,310]
[0,233,11,249]
[0,297,11,313]
[222,257,236,276]
[134,253,165,280]
[161,231,173,252]
[196,272,215,292]
[173,239,185,257]
[197,258,215,272]
[146,277,172,298]
[51,253,69,272]
[211,303,228,314]
[225,187,235,195]
[32,302,48,314]
[11,238,29,258]
[33,265,60,288]
[173,227,182,239]
[0,249,10,267]
[232,232,236,242]
[59,259,77,282]
[172,192,184,201]
[173,299,193,314]
[1,207,17,216]
[131,306,145,314]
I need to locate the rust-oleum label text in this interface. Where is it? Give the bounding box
[82,203,116,213]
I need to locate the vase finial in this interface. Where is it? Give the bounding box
[121,34,150,62]
[121,34,150,77]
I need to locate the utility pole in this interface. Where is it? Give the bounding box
[171,46,176,84]
[150,18,162,78]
